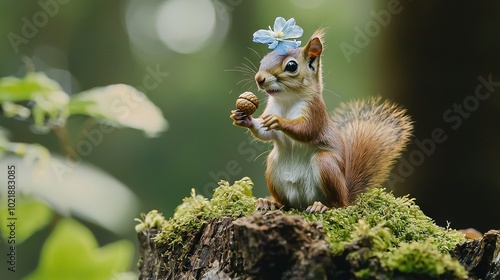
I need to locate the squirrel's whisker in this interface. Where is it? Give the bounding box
[236,78,252,85]
[243,57,258,72]
[247,47,262,60]
[225,68,253,76]
[254,150,270,163]
[323,87,341,97]
[241,80,256,90]
[236,65,256,76]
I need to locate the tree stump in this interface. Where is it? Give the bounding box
[137,211,499,279]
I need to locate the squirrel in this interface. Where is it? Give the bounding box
[230,29,413,213]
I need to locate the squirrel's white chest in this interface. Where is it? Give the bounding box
[264,98,326,209]
[265,97,307,120]
[267,144,325,209]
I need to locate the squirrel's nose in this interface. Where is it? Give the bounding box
[255,73,265,85]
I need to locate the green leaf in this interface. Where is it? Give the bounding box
[69,84,168,137]
[0,73,69,132]
[0,72,62,102]
[1,156,139,234]
[0,129,51,163]
[0,197,53,244]
[26,218,133,280]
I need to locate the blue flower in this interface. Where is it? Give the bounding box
[253,17,304,55]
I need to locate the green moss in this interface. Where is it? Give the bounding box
[206,177,256,219]
[153,188,209,245]
[297,188,465,255]
[153,177,255,245]
[382,240,468,279]
[295,188,467,279]
[134,210,166,233]
[140,177,467,279]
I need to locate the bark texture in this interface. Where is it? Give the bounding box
[452,230,500,280]
[138,211,499,279]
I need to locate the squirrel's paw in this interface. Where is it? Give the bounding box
[255,197,282,211]
[261,114,283,131]
[230,109,252,128]
[306,201,330,214]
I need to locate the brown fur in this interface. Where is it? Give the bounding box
[331,97,412,202]
[315,150,349,207]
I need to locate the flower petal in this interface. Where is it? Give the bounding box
[253,29,275,44]
[273,42,289,55]
[275,40,301,55]
[273,17,286,32]
[268,40,279,49]
[281,18,296,34]
[284,25,304,39]
[285,40,300,47]
[274,41,296,55]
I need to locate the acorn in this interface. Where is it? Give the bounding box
[236,92,259,115]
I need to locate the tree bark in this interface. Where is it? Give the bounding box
[138,211,499,279]
[452,230,500,280]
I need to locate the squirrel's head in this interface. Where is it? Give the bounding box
[255,29,324,99]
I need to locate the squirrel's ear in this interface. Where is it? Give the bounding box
[302,30,324,72]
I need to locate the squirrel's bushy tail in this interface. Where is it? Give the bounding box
[331,97,413,202]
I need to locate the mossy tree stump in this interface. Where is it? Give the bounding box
[138,211,334,279]
[136,178,500,279]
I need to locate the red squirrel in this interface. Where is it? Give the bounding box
[230,30,412,213]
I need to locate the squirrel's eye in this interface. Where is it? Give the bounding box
[284,61,298,73]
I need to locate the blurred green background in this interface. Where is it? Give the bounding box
[0,0,499,278]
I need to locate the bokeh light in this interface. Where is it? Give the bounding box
[155,0,216,54]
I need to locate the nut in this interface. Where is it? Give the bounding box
[236,92,259,115]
